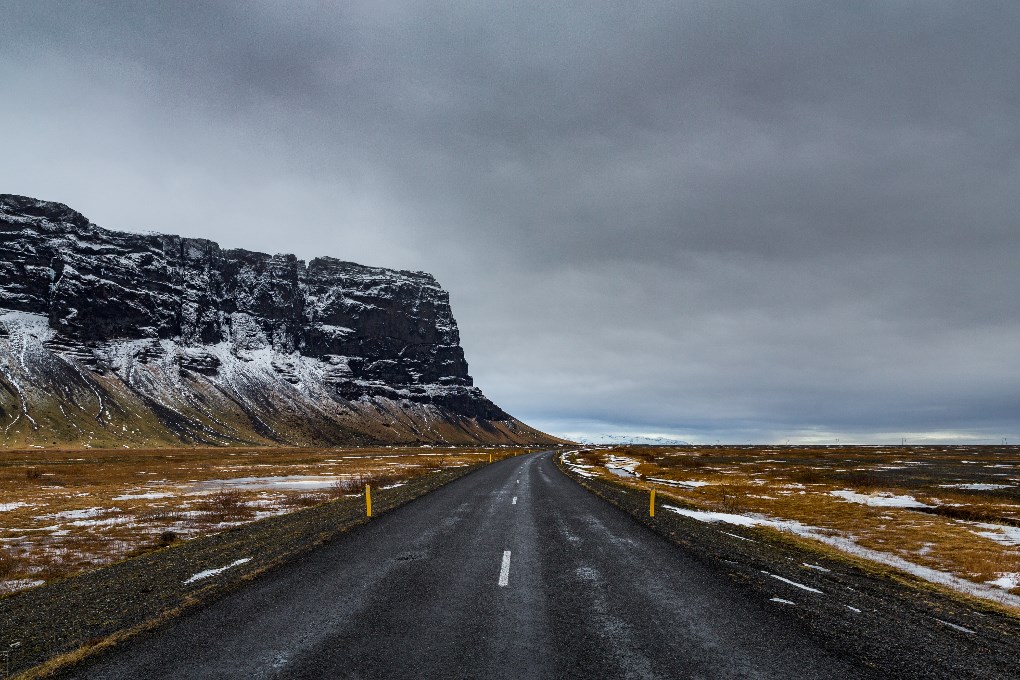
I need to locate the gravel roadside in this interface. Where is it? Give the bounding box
[558,456,1020,680]
[1,464,481,678]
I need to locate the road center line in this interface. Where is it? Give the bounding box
[498,550,512,587]
[512,496,518,504]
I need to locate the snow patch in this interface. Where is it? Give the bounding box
[113,492,175,501]
[939,483,1013,491]
[971,523,1020,547]
[662,504,1020,607]
[829,490,931,508]
[647,477,712,488]
[987,573,1020,590]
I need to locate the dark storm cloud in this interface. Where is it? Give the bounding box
[2,1,1019,442]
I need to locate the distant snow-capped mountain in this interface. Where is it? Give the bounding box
[567,434,691,446]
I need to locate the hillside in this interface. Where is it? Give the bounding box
[0,194,557,447]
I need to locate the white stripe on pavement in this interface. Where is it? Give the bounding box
[498,550,512,587]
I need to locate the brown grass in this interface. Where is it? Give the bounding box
[566,444,1020,601]
[0,445,536,594]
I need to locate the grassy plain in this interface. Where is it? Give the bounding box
[565,445,1020,603]
[0,446,529,594]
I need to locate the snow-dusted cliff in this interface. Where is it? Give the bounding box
[0,194,553,447]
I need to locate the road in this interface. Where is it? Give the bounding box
[73,451,869,679]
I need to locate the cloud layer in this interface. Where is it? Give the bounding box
[2,1,1018,442]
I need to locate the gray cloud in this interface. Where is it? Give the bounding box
[2,1,1019,442]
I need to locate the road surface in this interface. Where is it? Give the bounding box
[73,451,869,679]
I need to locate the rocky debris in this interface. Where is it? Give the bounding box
[0,194,555,446]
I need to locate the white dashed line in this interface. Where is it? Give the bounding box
[512,496,518,505]
[498,550,512,587]
[763,572,823,593]
[936,619,975,634]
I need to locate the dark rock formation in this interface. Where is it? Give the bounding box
[0,194,556,447]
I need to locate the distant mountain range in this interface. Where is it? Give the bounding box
[0,194,560,448]
[568,434,691,446]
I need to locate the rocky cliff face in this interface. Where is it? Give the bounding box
[0,194,554,447]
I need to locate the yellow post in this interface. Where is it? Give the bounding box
[365,484,372,517]
[649,488,655,517]
[489,453,492,463]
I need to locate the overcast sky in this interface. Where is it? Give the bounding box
[2,1,1019,443]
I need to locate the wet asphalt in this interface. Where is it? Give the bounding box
[72,450,870,679]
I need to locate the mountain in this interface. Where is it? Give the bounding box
[0,194,558,448]
[569,434,691,446]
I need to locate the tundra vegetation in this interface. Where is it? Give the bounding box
[564,445,1020,606]
[0,446,528,595]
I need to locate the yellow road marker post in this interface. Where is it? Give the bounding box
[649,488,655,517]
[489,453,492,463]
[365,484,372,517]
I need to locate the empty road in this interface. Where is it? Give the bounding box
[73,451,869,679]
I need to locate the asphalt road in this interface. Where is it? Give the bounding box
[73,451,870,679]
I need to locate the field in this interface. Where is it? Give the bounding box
[0,446,530,595]
[562,445,1020,607]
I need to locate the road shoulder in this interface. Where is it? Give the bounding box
[2,464,481,679]
[556,453,1020,679]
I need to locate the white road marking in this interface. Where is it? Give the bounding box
[721,531,755,542]
[936,619,975,634]
[763,571,823,593]
[498,550,512,587]
[512,496,518,504]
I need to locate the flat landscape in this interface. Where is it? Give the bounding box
[563,444,1020,608]
[0,446,530,595]
[16,450,1015,680]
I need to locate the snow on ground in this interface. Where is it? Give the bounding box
[971,523,1020,546]
[67,516,135,528]
[829,490,931,508]
[112,492,175,500]
[0,502,29,511]
[603,455,641,478]
[662,504,1020,607]
[939,483,1013,491]
[36,507,113,521]
[188,475,347,492]
[647,477,712,488]
[184,557,252,584]
[0,579,45,595]
[662,506,816,533]
[559,451,598,478]
[988,573,1020,590]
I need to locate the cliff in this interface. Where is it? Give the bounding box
[0,194,555,447]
